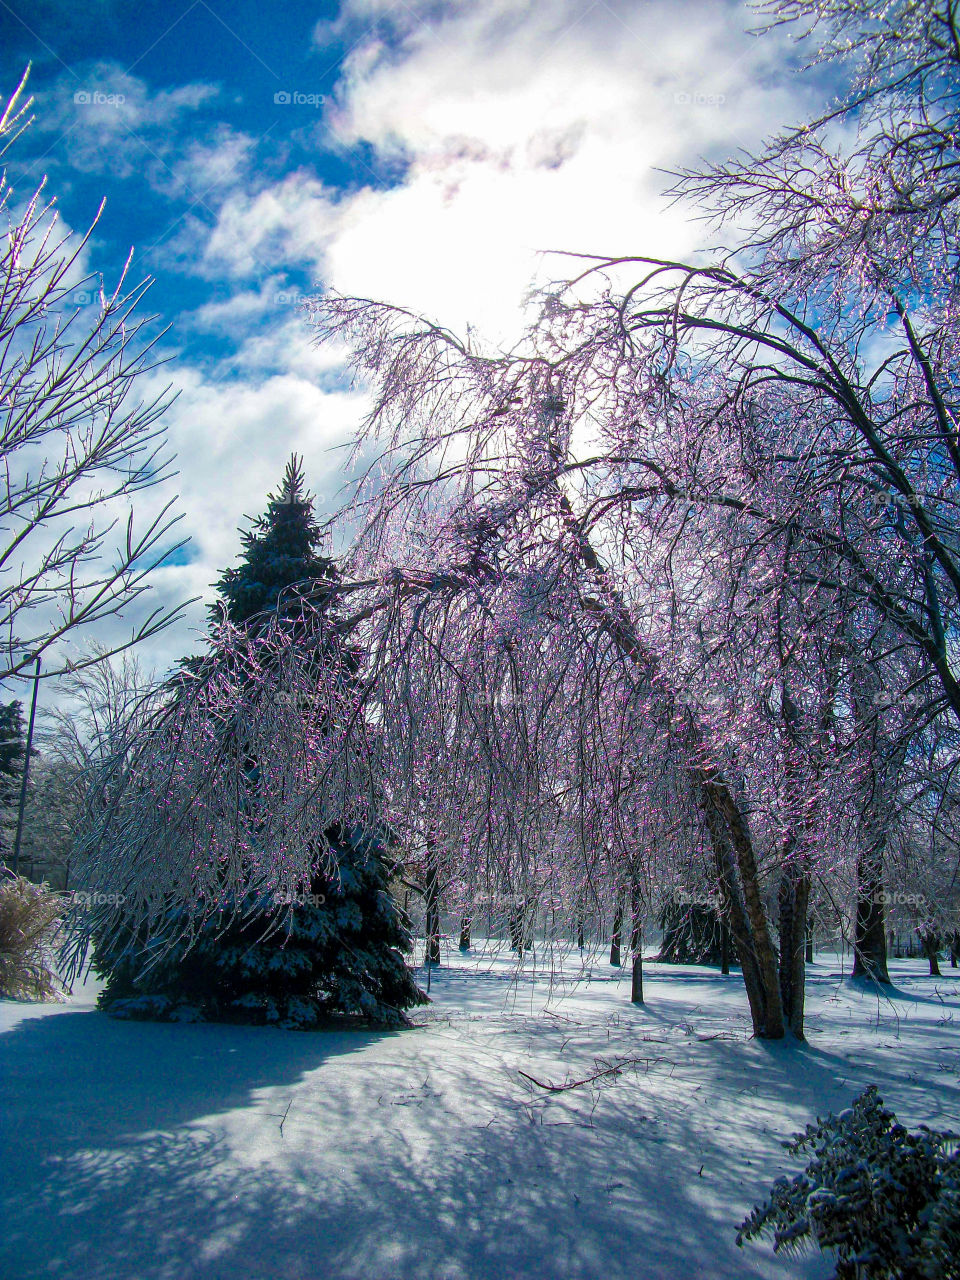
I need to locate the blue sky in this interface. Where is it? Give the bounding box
[0,1,398,364]
[0,0,827,685]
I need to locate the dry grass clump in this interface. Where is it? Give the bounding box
[0,874,64,1000]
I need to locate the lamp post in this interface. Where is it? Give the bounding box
[12,653,41,876]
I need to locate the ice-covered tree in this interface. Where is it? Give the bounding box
[82,464,425,1025]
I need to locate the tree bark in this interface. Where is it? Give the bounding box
[523,904,537,951]
[610,888,625,966]
[424,860,441,966]
[630,953,644,1003]
[630,879,644,1002]
[701,769,786,1038]
[555,480,786,1036]
[777,856,810,1040]
[920,930,942,976]
[509,902,524,953]
[849,672,899,986]
[630,880,642,955]
[852,842,890,983]
[459,913,471,952]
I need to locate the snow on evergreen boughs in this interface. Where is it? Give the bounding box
[95,824,427,1028]
[737,1085,960,1279]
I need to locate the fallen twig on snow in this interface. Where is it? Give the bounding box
[519,1054,666,1092]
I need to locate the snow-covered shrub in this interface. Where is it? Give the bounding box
[0,874,63,1000]
[738,1086,960,1279]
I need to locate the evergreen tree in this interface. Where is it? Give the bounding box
[215,454,338,627]
[0,701,28,864]
[97,824,425,1027]
[657,893,734,967]
[0,701,27,802]
[97,458,426,1026]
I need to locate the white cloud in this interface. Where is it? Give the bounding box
[303,0,813,342]
[168,124,256,200]
[32,63,221,191]
[174,0,819,340]
[199,171,344,278]
[147,363,365,566]
[42,360,369,684]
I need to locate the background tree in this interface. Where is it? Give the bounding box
[0,699,28,865]
[9,649,159,887]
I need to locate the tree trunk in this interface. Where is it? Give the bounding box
[777,856,810,1040]
[575,900,585,951]
[509,902,524,953]
[701,769,786,1039]
[523,905,537,951]
[805,925,814,965]
[630,880,644,1002]
[459,913,471,952]
[630,881,642,956]
[610,889,624,966]
[852,843,890,983]
[424,861,441,966]
[849,673,900,985]
[920,930,942,976]
[555,483,786,1035]
[630,953,643,1003]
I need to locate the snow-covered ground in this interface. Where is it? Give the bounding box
[2,946,958,1280]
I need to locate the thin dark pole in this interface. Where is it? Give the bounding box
[12,654,41,876]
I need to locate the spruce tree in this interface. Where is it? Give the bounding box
[97,823,425,1027]
[0,701,27,803]
[0,701,28,864]
[214,454,338,627]
[656,893,734,967]
[97,457,426,1026]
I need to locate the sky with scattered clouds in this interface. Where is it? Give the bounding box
[0,0,836,693]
